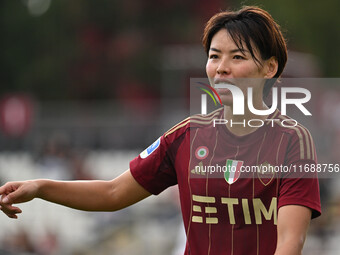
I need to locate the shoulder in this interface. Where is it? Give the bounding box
[271,110,314,142]
[163,108,223,140]
[270,110,316,161]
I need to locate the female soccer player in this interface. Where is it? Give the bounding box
[0,6,320,255]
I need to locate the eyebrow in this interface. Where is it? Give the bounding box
[209,47,249,54]
[209,47,222,53]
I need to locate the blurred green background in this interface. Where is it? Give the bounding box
[1,0,339,100]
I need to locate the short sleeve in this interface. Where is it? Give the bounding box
[278,128,321,218]
[130,135,178,195]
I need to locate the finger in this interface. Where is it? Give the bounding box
[1,209,22,218]
[0,204,22,215]
[3,205,22,214]
[0,206,19,219]
[0,184,8,195]
[1,194,10,204]
[2,210,18,219]
[1,188,23,204]
[0,182,21,197]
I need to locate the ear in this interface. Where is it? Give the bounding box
[264,57,278,79]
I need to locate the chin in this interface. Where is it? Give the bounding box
[219,95,233,106]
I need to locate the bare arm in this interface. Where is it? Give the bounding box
[0,169,151,218]
[274,205,312,255]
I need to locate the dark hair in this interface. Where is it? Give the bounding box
[202,6,287,97]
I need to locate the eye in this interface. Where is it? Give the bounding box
[209,54,219,59]
[233,55,245,60]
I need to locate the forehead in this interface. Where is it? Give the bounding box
[210,29,246,51]
[210,28,262,59]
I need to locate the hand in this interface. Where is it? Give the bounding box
[0,181,39,219]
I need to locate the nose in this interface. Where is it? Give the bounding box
[216,59,231,75]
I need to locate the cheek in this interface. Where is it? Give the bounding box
[205,61,215,78]
[234,65,251,76]
[236,62,262,77]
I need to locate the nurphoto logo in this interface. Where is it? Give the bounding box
[213,83,311,116]
[196,81,312,128]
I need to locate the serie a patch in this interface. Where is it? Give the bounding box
[140,137,161,159]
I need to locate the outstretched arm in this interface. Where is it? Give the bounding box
[274,205,312,255]
[0,169,151,219]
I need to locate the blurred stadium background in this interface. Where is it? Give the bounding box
[0,0,340,254]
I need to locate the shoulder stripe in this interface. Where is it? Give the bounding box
[164,109,222,138]
[296,123,315,161]
[163,117,190,137]
[278,115,305,160]
[298,124,311,160]
[278,115,314,160]
[303,125,316,161]
[190,118,218,125]
[164,117,219,138]
[190,108,223,122]
[164,119,190,138]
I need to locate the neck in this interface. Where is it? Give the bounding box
[223,101,270,136]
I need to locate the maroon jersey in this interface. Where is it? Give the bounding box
[130,108,321,255]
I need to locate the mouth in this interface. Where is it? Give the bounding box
[214,82,234,95]
[213,78,235,87]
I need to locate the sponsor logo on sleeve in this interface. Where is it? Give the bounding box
[140,137,161,159]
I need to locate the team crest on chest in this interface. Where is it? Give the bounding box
[224,159,243,184]
[257,162,275,186]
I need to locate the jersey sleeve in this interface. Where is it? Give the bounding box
[129,133,179,195]
[278,127,321,219]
